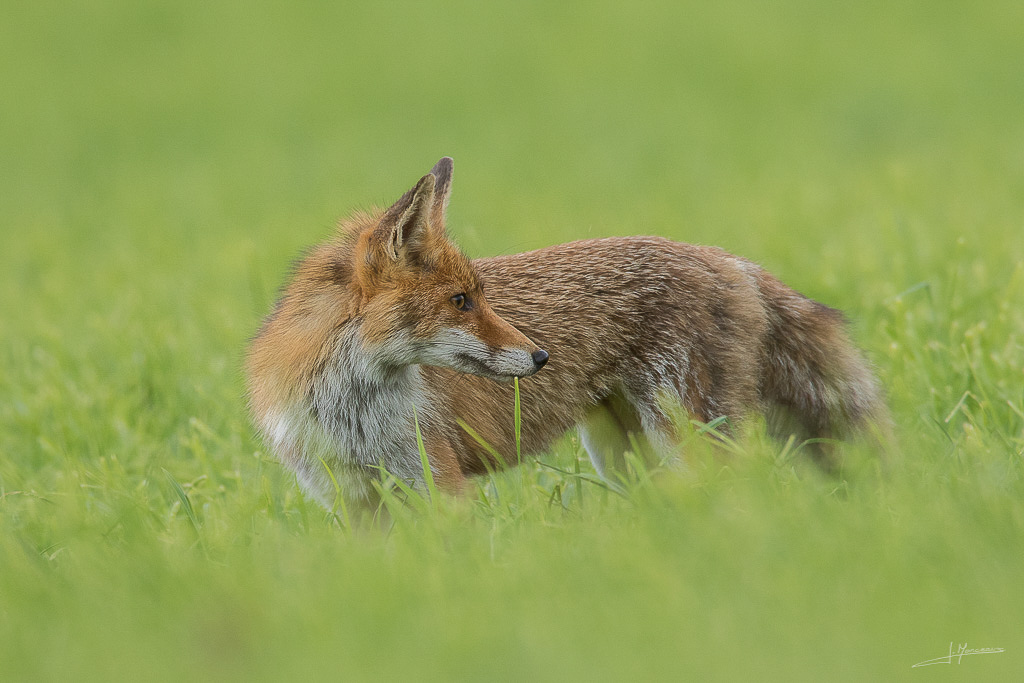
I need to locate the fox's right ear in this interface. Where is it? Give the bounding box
[428,157,453,228]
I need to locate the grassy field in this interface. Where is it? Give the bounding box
[2,0,1023,679]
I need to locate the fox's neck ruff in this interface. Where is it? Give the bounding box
[305,325,435,482]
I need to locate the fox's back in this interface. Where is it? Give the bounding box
[426,236,774,468]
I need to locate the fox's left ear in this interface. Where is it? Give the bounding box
[379,172,436,261]
[428,156,453,229]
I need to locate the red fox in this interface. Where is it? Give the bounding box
[246,158,885,506]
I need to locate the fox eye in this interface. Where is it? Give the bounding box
[450,293,467,310]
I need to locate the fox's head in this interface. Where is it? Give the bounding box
[249,158,548,420]
[341,157,548,381]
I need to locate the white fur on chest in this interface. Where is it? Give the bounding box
[262,327,436,503]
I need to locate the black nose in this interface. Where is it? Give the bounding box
[531,349,549,368]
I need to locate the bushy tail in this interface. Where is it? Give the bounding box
[756,272,887,469]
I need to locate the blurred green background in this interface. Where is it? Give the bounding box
[2,1,1023,680]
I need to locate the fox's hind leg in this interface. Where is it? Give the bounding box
[579,400,633,479]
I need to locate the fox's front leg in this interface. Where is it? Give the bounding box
[423,432,466,495]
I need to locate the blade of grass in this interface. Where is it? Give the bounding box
[456,417,510,470]
[411,402,438,503]
[535,461,628,498]
[369,461,431,516]
[162,468,207,556]
[163,468,200,531]
[514,377,522,465]
[316,455,351,531]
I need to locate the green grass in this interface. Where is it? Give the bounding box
[2,0,1023,679]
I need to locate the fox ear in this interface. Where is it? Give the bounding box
[428,157,453,228]
[380,173,436,260]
